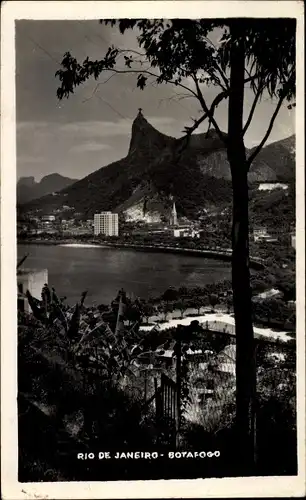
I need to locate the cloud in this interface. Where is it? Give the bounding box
[18,119,133,140]
[17,121,50,131]
[59,116,177,139]
[59,119,133,138]
[71,142,112,153]
[19,155,46,164]
[148,116,176,126]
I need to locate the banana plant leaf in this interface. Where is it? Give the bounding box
[67,303,81,340]
[25,290,47,324]
[17,254,29,269]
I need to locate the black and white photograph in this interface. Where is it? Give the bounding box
[1,1,305,498]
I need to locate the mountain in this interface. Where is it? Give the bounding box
[19,111,295,219]
[250,135,295,183]
[17,173,78,205]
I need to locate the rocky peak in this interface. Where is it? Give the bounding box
[19,111,295,218]
[128,109,175,156]
[17,176,36,188]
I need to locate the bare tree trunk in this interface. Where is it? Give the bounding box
[228,22,256,475]
[230,161,256,474]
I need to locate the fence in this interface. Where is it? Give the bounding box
[158,374,178,424]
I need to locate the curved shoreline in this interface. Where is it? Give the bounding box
[18,239,265,269]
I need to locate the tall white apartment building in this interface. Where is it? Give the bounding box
[94,212,119,236]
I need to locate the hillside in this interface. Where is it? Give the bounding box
[20,111,295,219]
[251,135,295,183]
[17,173,78,205]
[249,183,295,229]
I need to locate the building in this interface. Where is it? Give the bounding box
[173,226,200,238]
[215,343,236,376]
[40,221,56,232]
[253,227,278,243]
[253,288,283,302]
[94,212,119,236]
[86,219,94,228]
[258,182,289,192]
[41,215,56,222]
[17,268,48,313]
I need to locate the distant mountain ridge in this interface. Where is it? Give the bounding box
[20,111,295,219]
[251,135,295,183]
[17,173,78,205]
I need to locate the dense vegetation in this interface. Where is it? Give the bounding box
[18,283,296,481]
[249,183,295,230]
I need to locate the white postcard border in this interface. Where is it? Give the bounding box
[1,1,305,499]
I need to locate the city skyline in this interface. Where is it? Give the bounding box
[16,20,295,182]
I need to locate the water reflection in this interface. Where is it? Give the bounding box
[17,244,231,305]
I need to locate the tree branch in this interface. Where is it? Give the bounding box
[206,70,227,92]
[176,89,230,157]
[201,36,229,90]
[85,65,200,100]
[117,48,146,58]
[184,113,210,136]
[82,74,118,103]
[247,94,285,168]
[176,113,209,157]
[206,120,212,138]
[244,72,264,86]
[244,67,259,92]
[242,83,265,136]
[57,50,202,102]
[192,74,227,144]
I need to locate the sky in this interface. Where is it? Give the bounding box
[16,20,295,182]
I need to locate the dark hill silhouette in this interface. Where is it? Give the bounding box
[20,110,295,219]
[17,173,78,205]
[250,135,295,182]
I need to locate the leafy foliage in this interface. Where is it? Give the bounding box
[18,283,296,479]
[249,183,295,230]
[57,19,295,109]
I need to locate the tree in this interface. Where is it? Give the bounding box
[209,293,219,312]
[175,299,188,319]
[226,296,233,314]
[55,18,295,473]
[139,300,156,324]
[157,302,173,322]
[190,297,204,316]
[162,287,179,304]
[275,278,296,302]
[124,303,142,326]
[178,286,188,297]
